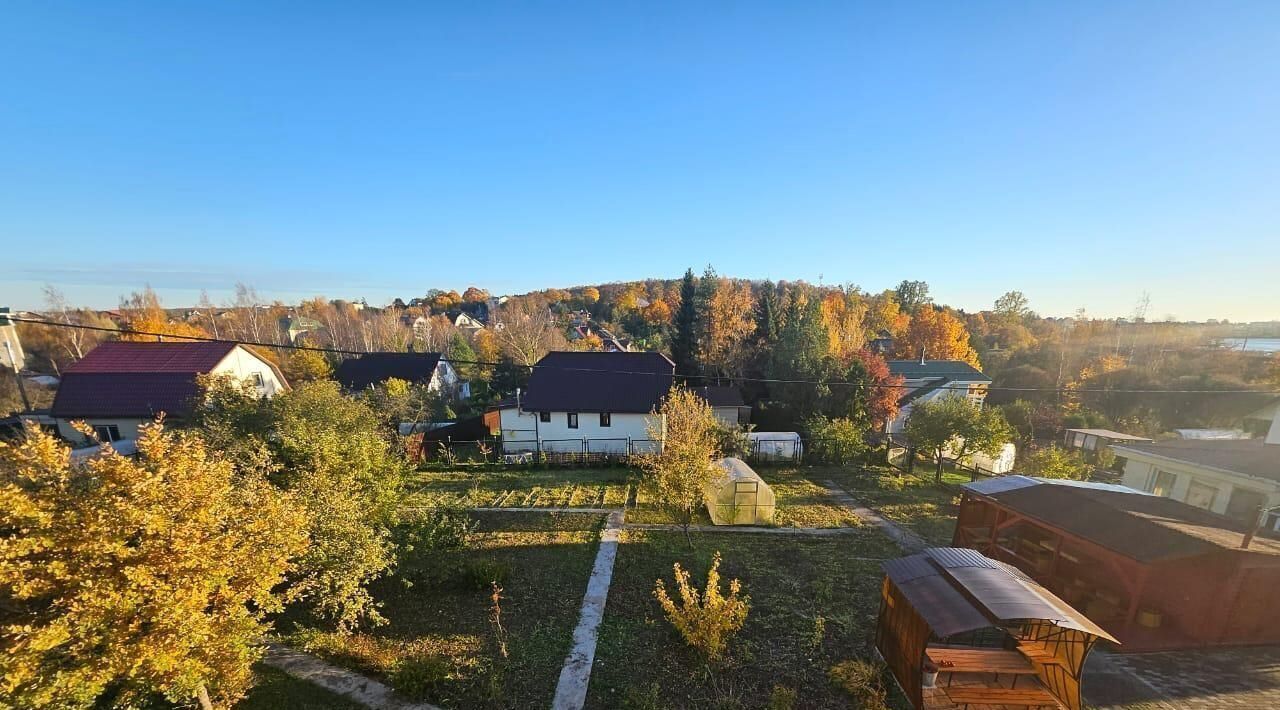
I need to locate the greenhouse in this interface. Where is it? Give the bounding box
[705,457,776,525]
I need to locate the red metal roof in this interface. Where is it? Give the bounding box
[52,342,239,419]
[65,341,236,374]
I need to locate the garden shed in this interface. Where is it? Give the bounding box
[705,457,776,525]
[876,547,1116,710]
[953,475,1280,651]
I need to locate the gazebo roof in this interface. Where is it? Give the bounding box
[883,548,1117,642]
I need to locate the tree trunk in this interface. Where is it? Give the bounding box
[196,684,214,710]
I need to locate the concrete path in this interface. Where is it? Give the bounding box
[263,644,442,710]
[820,480,927,553]
[624,522,864,536]
[551,509,625,710]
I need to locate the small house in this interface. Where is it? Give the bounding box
[692,386,750,427]
[498,351,674,457]
[885,360,991,434]
[334,352,464,398]
[50,341,287,446]
[705,457,775,525]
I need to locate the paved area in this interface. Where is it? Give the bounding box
[552,509,625,710]
[263,644,441,710]
[1086,646,1280,709]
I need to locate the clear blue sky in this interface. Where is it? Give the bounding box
[2,2,1277,321]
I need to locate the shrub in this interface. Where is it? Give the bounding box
[653,552,750,662]
[403,505,476,552]
[829,659,888,710]
[766,685,797,710]
[390,654,453,700]
[1022,446,1091,480]
[460,558,512,591]
[803,415,868,465]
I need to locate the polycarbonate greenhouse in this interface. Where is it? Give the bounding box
[705,457,776,525]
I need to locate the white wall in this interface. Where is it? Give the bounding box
[56,417,146,446]
[1119,452,1280,521]
[211,346,287,397]
[499,407,663,455]
[888,379,988,434]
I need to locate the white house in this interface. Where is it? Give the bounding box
[1113,412,1280,527]
[498,351,674,456]
[454,312,485,333]
[334,352,464,399]
[50,341,288,446]
[885,359,991,434]
[692,385,750,427]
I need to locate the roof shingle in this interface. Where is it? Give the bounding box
[520,351,674,413]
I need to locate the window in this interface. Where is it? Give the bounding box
[93,424,122,443]
[567,412,578,429]
[249,372,265,387]
[539,411,551,423]
[600,412,611,427]
[1185,480,1219,511]
[1226,487,1267,524]
[1149,469,1176,497]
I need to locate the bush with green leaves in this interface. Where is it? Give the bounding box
[1022,445,1092,480]
[802,415,868,465]
[828,659,888,710]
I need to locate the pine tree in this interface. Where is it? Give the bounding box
[671,268,699,380]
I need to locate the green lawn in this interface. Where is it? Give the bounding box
[587,528,908,709]
[280,511,605,709]
[235,665,364,710]
[805,465,962,547]
[627,467,864,529]
[404,467,637,508]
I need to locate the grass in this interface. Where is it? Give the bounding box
[807,464,962,547]
[235,665,364,710]
[280,510,605,709]
[626,467,863,529]
[404,467,637,508]
[587,528,908,709]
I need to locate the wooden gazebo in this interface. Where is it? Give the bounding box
[876,547,1117,710]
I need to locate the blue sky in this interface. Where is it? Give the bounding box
[2,2,1277,321]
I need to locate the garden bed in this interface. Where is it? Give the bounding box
[278,511,605,708]
[404,467,637,508]
[586,529,907,709]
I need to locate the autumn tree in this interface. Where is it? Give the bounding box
[494,296,568,367]
[579,286,600,306]
[282,348,334,383]
[640,386,722,542]
[864,290,909,340]
[893,304,981,367]
[819,288,870,362]
[193,378,406,630]
[23,286,116,373]
[1022,445,1091,480]
[119,287,209,342]
[905,396,1012,482]
[0,423,308,709]
[699,273,756,380]
[462,286,490,304]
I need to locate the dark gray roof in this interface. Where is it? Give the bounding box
[887,360,991,382]
[692,386,745,408]
[521,351,674,414]
[334,352,443,391]
[962,475,1280,560]
[1113,438,1280,483]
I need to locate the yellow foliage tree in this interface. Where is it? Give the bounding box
[579,286,600,305]
[702,279,756,378]
[641,298,673,326]
[819,290,869,364]
[118,287,209,342]
[893,305,980,367]
[0,423,308,709]
[472,328,501,364]
[282,348,333,383]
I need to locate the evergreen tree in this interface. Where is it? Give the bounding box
[671,268,699,379]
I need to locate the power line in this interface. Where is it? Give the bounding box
[7,314,1280,397]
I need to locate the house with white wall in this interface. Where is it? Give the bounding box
[499,351,674,456]
[1113,412,1280,527]
[885,359,991,434]
[50,341,287,446]
[692,385,750,427]
[334,352,463,399]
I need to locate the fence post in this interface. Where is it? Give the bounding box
[907,447,915,475]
